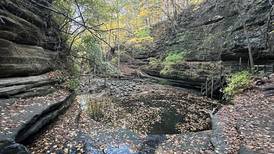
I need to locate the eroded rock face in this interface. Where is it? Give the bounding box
[0,0,67,78]
[142,0,274,90]
[0,0,69,98]
[0,39,57,77]
[154,0,274,61]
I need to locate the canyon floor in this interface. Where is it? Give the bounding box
[22,76,274,154]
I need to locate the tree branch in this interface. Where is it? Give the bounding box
[30,0,113,48]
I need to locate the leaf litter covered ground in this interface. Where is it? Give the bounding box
[210,81,274,153]
[26,78,217,153]
[234,88,274,153]
[26,77,274,153]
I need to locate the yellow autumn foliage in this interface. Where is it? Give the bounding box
[139,8,150,17]
[128,36,153,44]
[190,0,204,5]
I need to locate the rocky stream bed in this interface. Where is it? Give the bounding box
[1,0,273,153]
[1,76,274,154]
[25,77,218,153]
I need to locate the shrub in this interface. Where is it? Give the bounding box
[87,100,104,121]
[69,62,80,77]
[111,57,119,65]
[224,71,251,97]
[160,52,186,75]
[66,78,80,90]
[129,27,154,44]
[163,52,186,65]
[86,97,113,121]
[160,65,173,76]
[135,27,151,38]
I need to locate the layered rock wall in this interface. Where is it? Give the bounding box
[144,0,274,89]
[154,0,274,62]
[0,0,67,78]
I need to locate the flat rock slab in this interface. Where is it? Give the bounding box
[211,105,240,153]
[0,89,72,142]
[0,74,50,87]
[0,73,57,98]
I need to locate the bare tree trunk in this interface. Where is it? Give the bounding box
[116,1,120,69]
[117,25,120,68]
[243,23,254,71]
[235,0,255,72]
[171,0,178,32]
